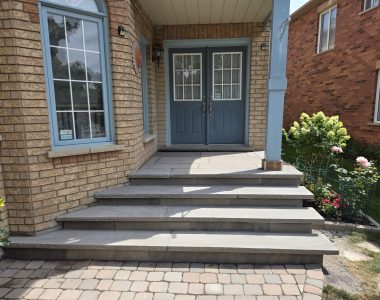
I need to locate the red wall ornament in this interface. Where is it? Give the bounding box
[133,43,142,74]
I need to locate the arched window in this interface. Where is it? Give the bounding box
[40,0,113,147]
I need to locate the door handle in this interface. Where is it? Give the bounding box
[202,101,206,114]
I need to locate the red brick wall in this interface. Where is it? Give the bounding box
[285,0,380,146]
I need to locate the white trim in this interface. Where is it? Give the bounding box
[374,70,380,123]
[172,53,202,102]
[212,52,243,101]
[364,0,379,11]
[317,5,337,54]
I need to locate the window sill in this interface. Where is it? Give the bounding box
[367,122,380,127]
[143,134,156,144]
[47,144,126,159]
[359,5,379,15]
[314,48,335,56]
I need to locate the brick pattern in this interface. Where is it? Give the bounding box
[0,259,324,299]
[154,24,270,150]
[0,0,158,235]
[285,0,380,146]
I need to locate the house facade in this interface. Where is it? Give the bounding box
[0,0,290,236]
[285,0,380,146]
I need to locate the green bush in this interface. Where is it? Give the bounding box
[0,196,9,247]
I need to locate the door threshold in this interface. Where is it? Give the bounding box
[159,144,253,152]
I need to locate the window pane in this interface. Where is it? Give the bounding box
[72,82,88,110]
[184,86,192,99]
[66,17,83,49]
[183,69,191,84]
[223,70,231,84]
[54,80,71,110]
[48,14,66,47]
[51,47,69,79]
[74,112,91,139]
[175,71,183,85]
[84,21,100,52]
[91,112,106,138]
[89,83,103,110]
[232,54,240,68]
[184,55,191,69]
[57,112,74,140]
[175,86,183,100]
[192,69,200,84]
[214,70,222,84]
[223,54,231,68]
[232,70,240,83]
[86,52,102,81]
[328,8,337,49]
[320,11,329,52]
[232,85,240,99]
[46,0,99,12]
[193,85,200,100]
[214,85,222,99]
[214,54,222,69]
[223,85,231,99]
[69,49,86,80]
[193,55,200,69]
[174,56,183,69]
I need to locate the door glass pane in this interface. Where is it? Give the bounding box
[74,112,91,139]
[232,85,240,99]
[54,80,71,110]
[193,85,200,100]
[232,70,240,84]
[91,112,105,137]
[51,47,69,79]
[223,70,231,84]
[328,7,337,49]
[175,71,183,84]
[192,69,200,84]
[69,49,86,80]
[193,55,200,69]
[175,86,183,100]
[223,85,231,99]
[184,86,192,100]
[174,56,183,69]
[84,21,100,52]
[48,14,66,47]
[183,70,191,84]
[72,82,88,110]
[57,112,74,140]
[214,70,222,84]
[86,52,102,81]
[223,54,231,68]
[184,55,191,69]
[232,54,240,68]
[89,83,103,110]
[214,54,222,69]
[214,85,222,99]
[66,17,83,49]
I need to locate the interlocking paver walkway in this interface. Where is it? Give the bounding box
[0,259,324,299]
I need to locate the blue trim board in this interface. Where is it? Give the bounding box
[140,35,150,136]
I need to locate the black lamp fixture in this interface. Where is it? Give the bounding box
[152,46,164,67]
[261,43,267,51]
[118,25,126,37]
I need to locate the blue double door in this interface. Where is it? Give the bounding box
[170,47,247,145]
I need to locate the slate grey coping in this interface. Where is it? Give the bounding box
[57,205,324,224]
[95,185,314,199]
[8,230,338,255]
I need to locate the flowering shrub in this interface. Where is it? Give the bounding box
[0,196,8,247]
[319,192,342,220]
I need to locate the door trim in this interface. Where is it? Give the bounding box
[164,38,251,146]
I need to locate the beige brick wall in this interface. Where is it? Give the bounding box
[154,23,270,150]
[0,0,158,235]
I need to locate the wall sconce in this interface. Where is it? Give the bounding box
[152,46,164,67]
[118,25,126,37]
[261,43,267,51]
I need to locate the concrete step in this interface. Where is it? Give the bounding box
[5,230,338,264]
[129,164,302,186]
[57,206,324,233]
[95,185,313,207]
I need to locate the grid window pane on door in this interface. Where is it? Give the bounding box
[173,54,202,101]
[48,12,106,142]
[213,52,242,100]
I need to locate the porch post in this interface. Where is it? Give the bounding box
[262,0,290,171]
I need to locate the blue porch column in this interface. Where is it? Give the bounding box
[262,0,291,171]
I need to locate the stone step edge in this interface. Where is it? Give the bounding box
[7,230,338,256]
[56,206,324,224]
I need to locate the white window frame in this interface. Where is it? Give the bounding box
[364,0,379,11]
[317,5,337,54]
[374,71,380,123]
[212,52,242,101]
[172,53,202,102]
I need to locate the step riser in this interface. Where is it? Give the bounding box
[129,178,301,187]
[96,198,304,207]
[4,248,323,265]
[61,221,312,233]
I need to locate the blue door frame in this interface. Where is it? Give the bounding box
[169,46,247,145]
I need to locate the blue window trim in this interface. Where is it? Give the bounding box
[140,35,149,136]
[39,0,115,149]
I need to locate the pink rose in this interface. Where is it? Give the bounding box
[356,156,371,168]
[331,146,343,154]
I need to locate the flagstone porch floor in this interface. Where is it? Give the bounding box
[0,259,324,300]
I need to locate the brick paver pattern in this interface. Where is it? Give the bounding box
[0,260,324,299]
